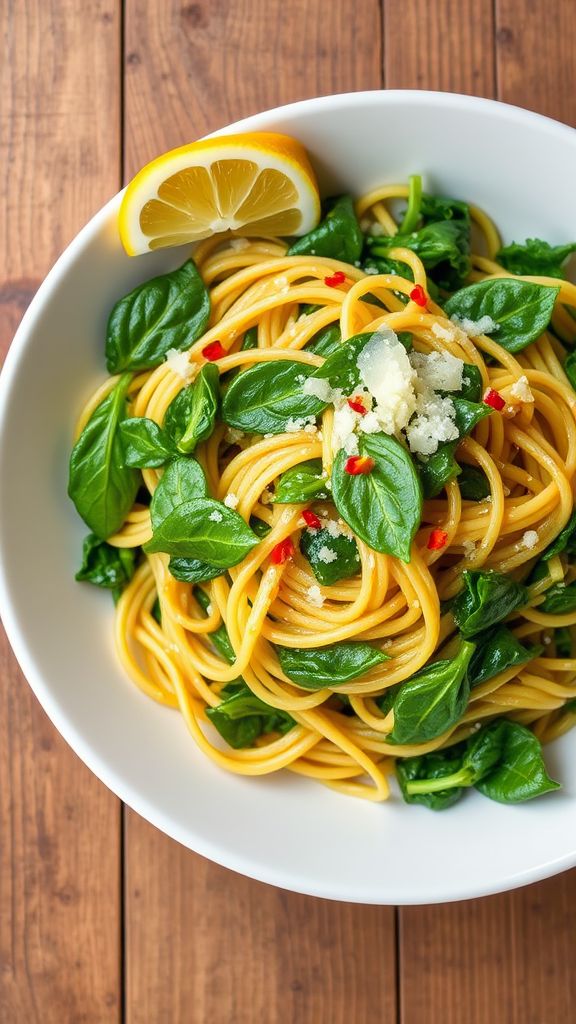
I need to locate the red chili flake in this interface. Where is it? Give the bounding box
[483,387,506,411]
[270,538,295,565]
[409,284,428,307]
[202,340,226,361]
[427,528,448,551]
[302,510,321,529]
[347,397,367,415]
[345,455,375,476]
[324,270,346,288]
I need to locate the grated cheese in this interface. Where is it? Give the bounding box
[521,529,539,550]
[317,545,337,564]
[509,375,534,403]
[307,584,324,608]
[285,415,316,433]
[451,314,499,337]
[208,510,223,523]
[165,347,195,382]
[431,322,456,342]
[462,539,476,559]
[357,330,417,435]
[410,350,464,392]
[224,493,239,510]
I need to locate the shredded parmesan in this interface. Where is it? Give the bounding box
[307,585,324,608]
[208,510,223,523]
[451,314,499,337]
[509,375,534,403]
[521,529,539,550]
[317,545,337,564]
[165,347,195,382]
[224,493,239,510]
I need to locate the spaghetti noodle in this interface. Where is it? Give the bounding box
[70,180,576,805]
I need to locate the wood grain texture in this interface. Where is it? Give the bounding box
[124,0,383,177]
[399,871,576,1024]
[495,0,576,126]
[383,0,495,96]
[123,4,395,1023]
[0,1,122,1020]
[125,814,397,1024]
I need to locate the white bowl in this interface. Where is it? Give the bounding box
[1,91,576,905]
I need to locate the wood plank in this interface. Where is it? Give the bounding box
[399,871,576,1024]
[383,0,495,97]
[495,0,576,126]
[124,0,383,177]
[0,1,122,1020]
[125,814,397,1024]
[123,2,395,1022]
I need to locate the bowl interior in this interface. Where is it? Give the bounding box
[1,91,576,904]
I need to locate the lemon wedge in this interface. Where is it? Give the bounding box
[119,132,321,255]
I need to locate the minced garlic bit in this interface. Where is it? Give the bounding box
[225,426,245,444]
[509,375,534,403]
[521,529,539,550]
[208,510,223,523]
[317,545,337,564]
[451,314,499,337]
[224,493,239,510]
[462,539,476,559]
[165,347,195,382]
[306,584,325,608]
[260,489,273,505]
[431,321,456,342]
[229,237,251,251]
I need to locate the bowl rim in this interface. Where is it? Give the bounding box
[1,88,576,904]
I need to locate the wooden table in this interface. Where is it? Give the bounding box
[2,2,576,1020]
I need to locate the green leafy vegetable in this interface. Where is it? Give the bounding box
[496,238,576,279]
[476,721,560,803]
[75,534,136,591]
[452,570,528,638]
[119,417,175,468]
[164,364,220,453]
[274,459,330,503]
[555,626,572,658]
[288,195,363,263]
[452,397,492,435]
[206,681,295,749]
[276,641,388,689]
[398,174,423,234]
[468,626,542,687]
[106,260,210,373]
[444,279,560,353]
[149,457,207,530]
[169,558,223,583]
[539,582,576,614]
[564,352,576,392]
[369,219,471,290]
[241,327,258,350]
[306,324,342,357]
[300,525,359,585]
[458,464,491,501]
[396,747,467,810]
[250,516,272,538]
[146,497,259,566]
[417,441,460,499]
[458,364,483,402]
[309,332,372,394]
[390,641,475,744]
[331,432,422,562]
[419,193,470,224]
[541,508,576,561]
[221,360,325,434]
[68,374,139,539]
[194,587,236,663]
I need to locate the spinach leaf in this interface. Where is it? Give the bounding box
[169,558,223,583]
[306,324,342,357]
[300,526,360,585]
[75,534,136,591]
[458,464,490,501]
[398,174,423,234]
[310,332,372,394]
[369,219,471,290]
[564,352,576,392]
[164,364,220,453]
[106,259,210,373]
[419,193,470,224]
[555,626,572,658]
[68,374,139,539]
[250,516,272,538]
[273,459,330,503]
[458,364,483,402]
[221,360,325,434]
[194,587,236,663]
[149,457,208,530]
[390,640,475,744]
[539,582,576,614]
[206,681,295,749]
[119,417,175,468]
[452,570,528,638]
[276,641,388,689]
[146,497,259,566]
[417,440,460,499]
[332,432,422,562]
[468,626,542,687]
[452,397,492,435]
[444,279,560,353]
[288,195,363,263]
[241,327,258,350]
[496,238,576,279]
[396,748,466,810]
[476,721,560,803]
[541,508,576,561]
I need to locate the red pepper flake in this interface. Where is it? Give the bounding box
[202,340,226,361]
[302,510,321,529]
[347,396,367,415]
[427,528,448,551]
[409,284,428,307]
[324,270,346,288]
[345,455,375,476]
[483,387,506,411]
[270,538,295,565]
